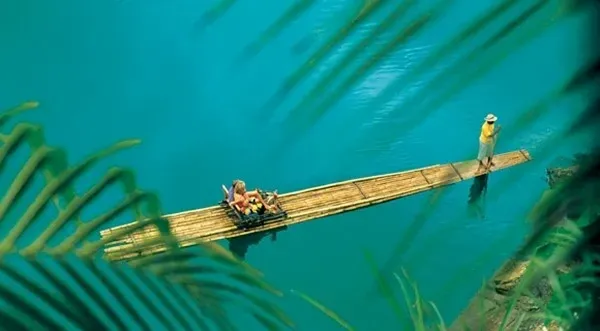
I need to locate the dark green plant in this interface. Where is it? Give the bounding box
[242,0,318,58]
[287,0,451,134]
[284,0,417,125]
[443,143,599,330]
[366,0,522,115]
[261,0,389,116]
[194,0,237,32]
[364,0,579,153]
[509,150,600,330]
[291,289,355,331]
[289,252,447,331]
[0,102,293,330]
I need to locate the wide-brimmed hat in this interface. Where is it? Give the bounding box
[484,113,498,122]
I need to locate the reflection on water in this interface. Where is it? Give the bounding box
[227,226,289,260]
[468,174,489,220]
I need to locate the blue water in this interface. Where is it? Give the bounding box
[1,0,598,329]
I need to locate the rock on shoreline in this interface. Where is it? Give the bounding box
[450,160,583,331]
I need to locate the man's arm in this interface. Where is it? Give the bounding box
[492,125,502,136]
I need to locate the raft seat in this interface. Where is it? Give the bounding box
[219,186,288,231]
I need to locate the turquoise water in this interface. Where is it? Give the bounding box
[1,0,598,329]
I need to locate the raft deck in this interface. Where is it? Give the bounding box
[102,149,531,261]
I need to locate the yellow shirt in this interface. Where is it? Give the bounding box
[479,122,495,144]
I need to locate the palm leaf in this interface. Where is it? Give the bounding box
[0,254,218,330]
[286,0,451,138]
[363,250,405,321]
[241,0,318,58]
[367,0,578,151]
[0,101,85,225]
[0,103,293,329]
[261,0,388,115]
[284,0,416,123]
[378,0,549,129]
[366,0,521,112]
[194,0,238,33]
[291,289,354,331]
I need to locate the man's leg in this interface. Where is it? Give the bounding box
[480,158,487,171]
[488,143,496,168]
[477,142,485,172]
[486,153,496,168]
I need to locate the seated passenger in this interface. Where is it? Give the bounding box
[229,180,278,215]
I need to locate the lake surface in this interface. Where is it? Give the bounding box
[1,0,597,329]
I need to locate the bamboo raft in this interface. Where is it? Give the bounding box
[102,149,531,261]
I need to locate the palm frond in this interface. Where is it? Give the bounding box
[367,0,522,113]
[0,103,293,330]
[284,0,417,123]
[291,289,355,331]
[381,0,549,127]
[194,0,237,33]
[0,254,223,330]
[369,0,579,150]
[261,0,388,116]
[287,0,451,136]
[363,250,405,321]
[365,251,447,330]
[242,0,318,58]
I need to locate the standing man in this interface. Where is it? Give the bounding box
[477,113,501,171]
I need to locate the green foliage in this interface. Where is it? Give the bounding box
[242,0,318,57]
[368,0,522,112]
[363,251,447,330]
[394,269,447,331]
[442,150,599,330]
[286,0,419,129]
[262,0,390,116]
[515,157,599,329]
[291,289,355,331]
[194,0,238,32]
[0,102,293,330]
